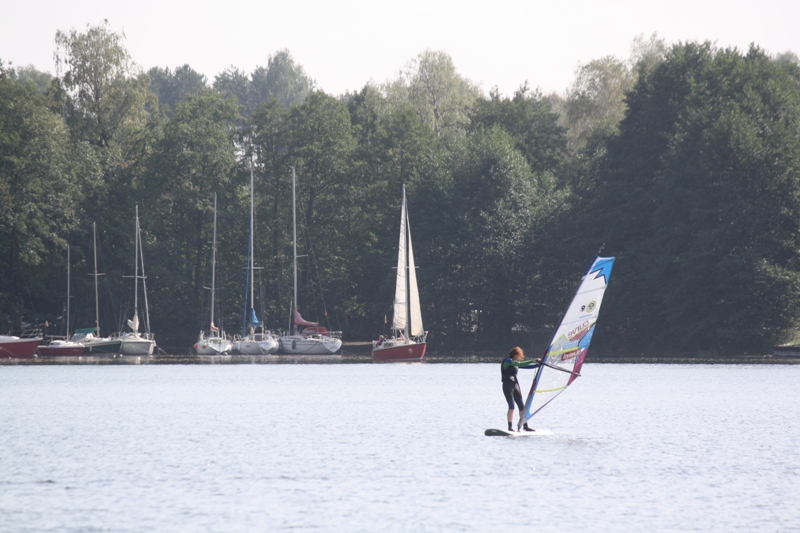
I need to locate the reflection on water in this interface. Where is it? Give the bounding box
[1,364,799,531]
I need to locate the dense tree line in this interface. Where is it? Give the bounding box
[2,22,800,355]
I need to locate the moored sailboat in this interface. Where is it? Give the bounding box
[279,167,342,355]
[233,164,279,355]
[372,185,427,363]
[37,245,84,356]
[75,222,122,355]
[0,333,43,358]
[114,206,157,355]
[195,194,233,355]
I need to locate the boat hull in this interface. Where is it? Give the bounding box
[279,335,342,355]
[372,341,426,363]
[195,337,233,355]
[233,338,279,355]
[0,337,43,358]
[119,339,156,355]
[37,342,85,356]
[82,339,122,355]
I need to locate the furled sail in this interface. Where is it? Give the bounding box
[519,255,615,428]
[248,308,262,327]
[127,314,139,332]
[392,190,408,332]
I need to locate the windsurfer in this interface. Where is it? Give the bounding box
[501,347,540,432]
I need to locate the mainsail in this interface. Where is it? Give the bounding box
[391,186,423,337]
[519,255,615,428]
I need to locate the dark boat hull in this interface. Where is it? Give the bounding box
[372,342,426,363]
[36,344,85,356]
[82,340,122,355]
[0,337,43,358]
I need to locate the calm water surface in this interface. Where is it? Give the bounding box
[1,363,798,532]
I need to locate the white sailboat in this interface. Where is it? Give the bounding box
[372,185,427,362]
[279,167,342,355]
[71,222,123,355]
[195,194,233,355]
[233,164,279,355]
[115,206,157,355]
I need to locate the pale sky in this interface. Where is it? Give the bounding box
[2,0,798,97]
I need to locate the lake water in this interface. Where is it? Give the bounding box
[1,363,798,532]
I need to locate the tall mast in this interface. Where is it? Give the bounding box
[292,166,298,335]
[92,222,100,336]
[133,205,140,328]
[211,193,217,330]
[403,186,411,341]
[66,245,71,336]
[249,165,255,314]
[139,215,151,335]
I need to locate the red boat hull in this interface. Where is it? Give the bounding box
[372,342,426,363]
[0,337,43,358]
[36,344,85,356]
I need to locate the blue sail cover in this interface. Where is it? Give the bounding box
[249,308,262,327]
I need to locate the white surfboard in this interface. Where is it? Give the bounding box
[484,428,553,437]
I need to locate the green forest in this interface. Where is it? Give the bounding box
[3,23,800,355]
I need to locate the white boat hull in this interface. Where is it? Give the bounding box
[279,335,342,355]
[234,334,279,354]
[195,337,233,355]
[119,337,156,355]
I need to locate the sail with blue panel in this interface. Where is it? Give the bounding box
[519,255,615,429]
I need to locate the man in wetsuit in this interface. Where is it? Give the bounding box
[501,346,541,432]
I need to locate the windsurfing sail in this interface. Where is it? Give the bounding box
[519,255,615,429]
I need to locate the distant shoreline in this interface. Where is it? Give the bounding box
[1,351,798,365]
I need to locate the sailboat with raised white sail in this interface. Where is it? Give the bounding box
[233,164,279,355]
[485,254,615,437]
[372,185,427,362]
[279,167,342,355]
[114,206,157,355]
[195,194,233,355]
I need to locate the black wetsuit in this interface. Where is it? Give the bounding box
[501,357,537,410]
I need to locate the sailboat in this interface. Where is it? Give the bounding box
[114,206,157,355]
[233,164,279,355]
[372,185,427,363]
[37,245,84,356]
[279,167,342,355]
[485,254,615,437]
[195,194,233,355]
[70,223,123,355]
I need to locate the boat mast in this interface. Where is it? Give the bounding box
[133,205,140,330]
[250,164,255,332]
[292,166,298,335]
[138,213,151,335]
[403,186,411,341]
[66,245,70,337]
[91,222,103,336]
[211,193,217,332]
